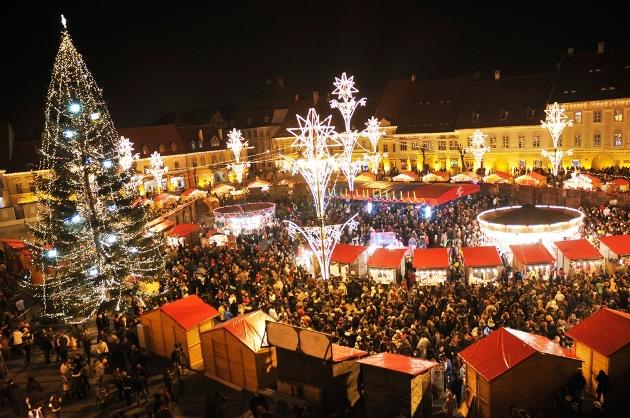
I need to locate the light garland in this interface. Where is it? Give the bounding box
[466,129,490,171]
[541,102,574,177]
[226,128,250,184]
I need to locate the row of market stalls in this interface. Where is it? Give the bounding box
[210,178,274,198]
[482,170,630,192]
[140,294,629,416]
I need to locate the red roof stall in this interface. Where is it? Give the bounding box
[200,311,277,392]
[139,295,220,370]
[167,223,201,247]
[598,235,630,271]
[459,327,581,418]
[412,248,449,285]
[509,243,555,274]
[329,244,369,279]
[567,308,630,406]
[367,248,408,284]
[357,353,438,418]
[462,246,504,284]
[553,239,603,275]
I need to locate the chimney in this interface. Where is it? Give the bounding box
[277,76,284,87]
[218,128,223,140]
[294,93,300,101]
[411,74,416,83]
[567,47,574,55]
[597,41,605,54]
[494,70,501,80]
[312,90,320,106]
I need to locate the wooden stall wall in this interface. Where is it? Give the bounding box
[607,344,630,405]
[362,365,410,418]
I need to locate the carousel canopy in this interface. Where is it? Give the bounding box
[357,352,438,376]
[330,244,368,264]
[213,202,276,218]
[566,308,630,357]
[489,204,576,226]
[168,223,200,238]
[367,248,407,269]
[412,248,449,270]
[462,246,502,268]
[510,244,555,265]
[599,235,630,257]
[159,295,219,329]
[554,239,602,260]
[458,327,580,382]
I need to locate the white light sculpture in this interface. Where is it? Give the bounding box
[228,161,251,184]
[149,151,168,192]
[118,136,139,171]
[226,128,248,163]
[363,116,386,174]
[466,129,490,171]
[541,102,574,177]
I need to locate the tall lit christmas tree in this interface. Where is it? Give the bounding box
[28,17,163,322]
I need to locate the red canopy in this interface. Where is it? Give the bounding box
[612,178,629,186]
[159,295,219,330]
[459,327,580,382]
[330,244,368,264]
[566,308,630,357]
[510,244,555,265]
[367,248,407,268]
[412,248,449,269]
[554,239,602,260]
[168,223,200,238]
[357,352,438,376]
[1,239,26,250]
[212,310,272,353]
[332,344,367,362]
[462,246,502,268]
[599,235,630,257]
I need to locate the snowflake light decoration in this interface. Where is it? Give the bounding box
[465,129,491,171]
[118,136,139,171]
[541,102,573,148]
[330,72,366,133]
[149,151,168,191]
[228,161,251,184]
[226,128,248,163]
[363,117,385,153]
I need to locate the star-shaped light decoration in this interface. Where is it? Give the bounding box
[118,136,139,171]
[330,72,366,132]
[287,108,338,161]
[363,116,385,153]
[541,102,573,148]
[465,129,490,171]
[226,128,248,163]
[149,151,168,191]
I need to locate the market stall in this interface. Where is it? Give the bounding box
[357,353,438,418]
[367,248,408,284]
[201,228,228,247]
[211,183,235,197]
[598,235,630,271]
[247,178,272,191]
[553,239,603,275]
[167,223,201,247]
[602,178,629,193]
[451,171,480,183]
[461,246,503,284]
[514,172,547,186]
[152,192,180,206]
[147,218,176,237]
[180,188,208,201]
[393,171,421,182]
[412,248,449,285]
[422,171,449,183]
[509,243,555,276]
[563,172,601,191]
[483,172,513,184]
[213,202,276,235]
[330,244,369,279]
[459,327,581,418]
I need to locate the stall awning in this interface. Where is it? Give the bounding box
[462,246,502,268]
[247,179,272,189]
[367,248,407,268]
[153,193,179,202]
[393,171,420,182]
[168,223,200,238]
[554,239,602,261]
[331,244,368,264]
[149,220,176,234]
[1,239,27,250]
[357,352,438,376]
[611,178,629,186]
[181,188,207,198]
[458,327,580,382]
[341,182,479,206]
[412,248,449,269]
[211,310,273,353]
[598,235,630,257]
[332,344,367,362]
[566,308,630,357]
[159,295,219,329]
[510,244,555,265]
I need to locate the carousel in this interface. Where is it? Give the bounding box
[213,202,276,235]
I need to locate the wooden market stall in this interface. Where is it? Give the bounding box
[139,295,219,370]
[483,172,513,184]
[598,235,630,271]
[247,178,272,191]
[367,248,408,285]
[265,322,367,416]
[329,244,369,279]
[200,310,277,392]
[459,327,581,418]
[553,239,603,275]
[412,247,449,285]
[357,353,437,418]
[451,171,481,183]
[462,246,503,284]
[422,171,450,183]
[167,223,201,247]
[180,188,208,201]
[563,173,601,190]
[509,243,555,276]
[566,308,630,406]
[604,178,630,192]
[393,171,421,182]
[514,172,547,187]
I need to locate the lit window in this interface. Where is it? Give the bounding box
[499,108,509,120]
[614,132,622,146]
[174,161,180,169]
[502,136,510,148]
[438,141,447,151]
[190,140,196,150]
[422,141,432,150]
[192,158,197,167]
[400,142,408,151]
[392,143,396,152]
[411,141,419,150]
[383,144,388,153]
[450,160,459,168]
[171,142,177,152]
[593,110,602,123]
[614,109,624,122]
[526,107,535,119]
[489,136,497,149]
[534,160,543,168]
[449,140,459,150]
[200,156,206,166]
[264,116,270,123]
[574,134,582,147]
[574,111,582,123]
[518,135,525,149]
[159,144,166,153]
[593,133,601,147]
[532,135,540,148]
[471,110,479,122]
[142,145,148,155]
[16,183,23,194]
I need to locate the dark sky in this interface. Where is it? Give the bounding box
[3,1,629,138]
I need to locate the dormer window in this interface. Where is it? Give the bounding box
[470,110,479,122]
[190,140,196,150]
[499,108,509,120]
[600,85,616,91]
[159,144,166,153]
[563,89,577,95]
[588,67,603,73]
[142,145,148,155]
[211,135,220,147]
[526,107,535,119]
[264,116,270,123]
[247,118,252,125]
[170,142,177,152]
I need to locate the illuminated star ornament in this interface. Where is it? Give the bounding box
[541,102,573,148]
[466,129,490,171]
[61,14,67,29]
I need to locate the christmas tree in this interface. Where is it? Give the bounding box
[28,17,164,322]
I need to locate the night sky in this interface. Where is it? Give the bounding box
[3,1,630,138]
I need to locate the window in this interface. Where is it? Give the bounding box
[29,183,36,193]
[438,141,447,151]
[526,107,535,119]
[449,140,459,150]
[15,183,23,194]
[190,140,196,150]
[142,145,149,155]
[174,162,180,169]
[532,135,540,148]
[518,135,525,149]
[614,132,622,146]
[499,108,509,120]
[211,136,220,147]
[200,156,206,166]
[171,142,177,152]
[264,116,270,123]
[411,141,419,150]
[159,144,166,153]
[450,160,459,168]
[593,110,602,123]
[574,111,582,124]
[400,142,408,151]
[489,136,497,149]
[198,138,204,149]
[422,140,432,150]
[593,133,601,147]
[392,144,396,152]
[383,144,388,153]
[470,110,479,122]
[614,109,624,122]
[534,160,543,169]
[400,160,407,169]
[247,118,252,125]
[197,129,204,140]
[502,136,510,148]
[574,134,582,147]
[192,158,197,168]
[571,160,581,168]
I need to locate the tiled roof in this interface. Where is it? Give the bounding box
[119,124,187,156]
[374,79,412,125]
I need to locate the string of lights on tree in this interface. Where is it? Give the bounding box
[26,16,164,323]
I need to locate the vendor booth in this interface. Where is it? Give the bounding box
[367,248,408,284]
[483,172,513,184]
[357,353,438,418]
[393,171,421,182]
[553,239,603,275]
[509,244,555,276]
[201,228,228,247]
[200,310,277,392]
[330,244,369,279]
[563,172,601,191]
[152,192,180,206]
[422,171,449,183]
[139,295,219,370]
[213,202,276,235]
[462,246,503,284]
[265,322,367,417]
[514,172,547,187]
[412,248,449,285]
[211,183,235,197]
[566,308,630,407]
[247,178,272,191]
[459,327,581,418]
[167,223,201,247]
[180,188,208,201]
[147,218,175,237]
[598,235,630,271]
[610,178,629,192]
[451,171,480,183]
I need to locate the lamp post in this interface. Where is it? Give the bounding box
[541,102,573,182]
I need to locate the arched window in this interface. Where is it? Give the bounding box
[159,144,166,153]
[171,142,177,152]
[142,145,149,155]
